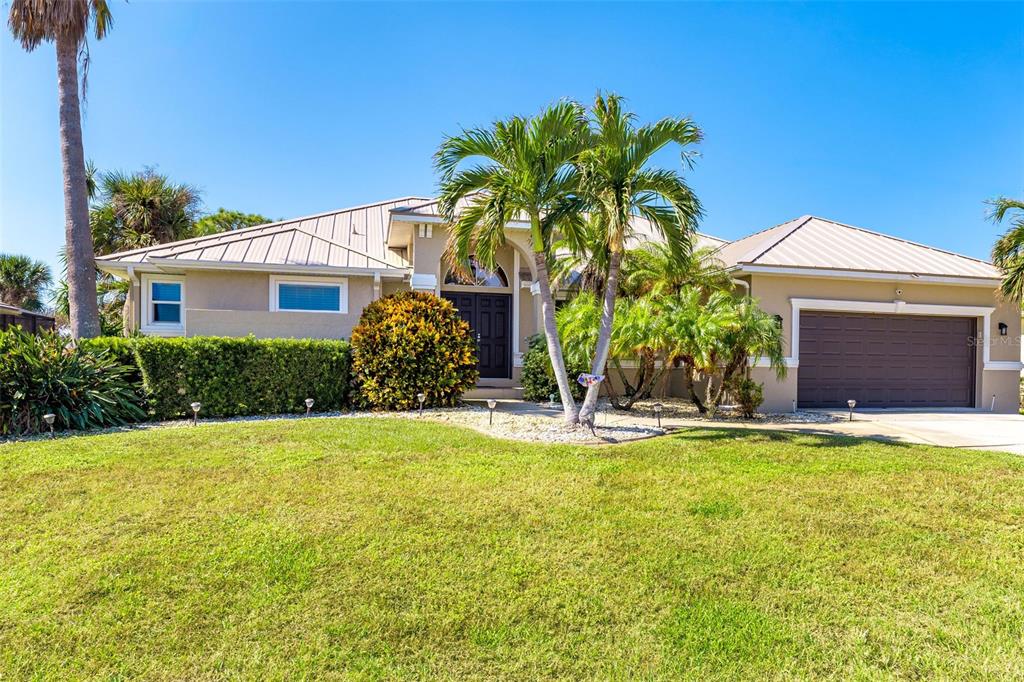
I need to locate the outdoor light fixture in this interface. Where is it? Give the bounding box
[549,393,557,409]
[42,413,55,438]
[653,402,663,429]
[847,399,856,422]
[417,392,426,417]
[998,322,1008,336]
[487,399,497,426]
[190,401,202,426]
[773,314,783,326]
[305,398,315,417]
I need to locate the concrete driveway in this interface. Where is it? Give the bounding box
[809,409,1024,455]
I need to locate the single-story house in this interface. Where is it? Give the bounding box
[0,302,55,333]
[96,198,1023,413]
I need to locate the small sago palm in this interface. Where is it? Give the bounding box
[574,93,703,425]
[9,0,112,338]
[0,253,53,311]
[989,197,1024,303]
[435,101,590,424]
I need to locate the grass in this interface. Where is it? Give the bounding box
[2,418,1023,680]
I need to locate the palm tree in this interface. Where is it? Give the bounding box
[990,197,1024,303]
[435,100,590,424]
[90,169,203,254]
[8,0,112,338]
[0,254,52,311]
[619,241,730,298]
[664,288,737,417]
[574,93,703,425]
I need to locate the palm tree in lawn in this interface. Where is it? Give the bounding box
[574,93,703,425]
[435,101,590,424]
[0,254,53,311]
[8,0,112,338]
[989,197,1024,303]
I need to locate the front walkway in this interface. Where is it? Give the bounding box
[471,400,1024,455]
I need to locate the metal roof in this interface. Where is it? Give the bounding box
[716,215,999,280]
[97,197,431,272]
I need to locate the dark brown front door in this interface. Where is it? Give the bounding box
[798,312,976,408]
[441,292,512,379]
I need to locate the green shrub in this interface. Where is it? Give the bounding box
[520,334,586,403]
[351,291,478,409]
[730,377,764,419]
[80,336,146,403]
[0,329,146,436]
[134,336,351,419]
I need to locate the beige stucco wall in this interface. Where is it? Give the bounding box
[747,273,1022,413]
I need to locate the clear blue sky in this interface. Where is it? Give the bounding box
[2,1,1022,279]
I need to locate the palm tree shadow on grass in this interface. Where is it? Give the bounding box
[666,427,914,449]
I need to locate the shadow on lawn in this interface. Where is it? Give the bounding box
[667,425,913,449]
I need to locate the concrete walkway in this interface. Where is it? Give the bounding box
[471,400,1024,455]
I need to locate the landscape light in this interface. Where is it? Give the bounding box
[417,392,426,417]
[190,401,202,426]
[305,398,315,417]
[42,413,55,438]
[847,399,856,422]
[549,393,556,409]
[487,399,497,426]
[653,402,663,429]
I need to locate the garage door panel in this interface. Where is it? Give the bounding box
[798,312,976,408]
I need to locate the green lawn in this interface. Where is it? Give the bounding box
[2,419,1023,680]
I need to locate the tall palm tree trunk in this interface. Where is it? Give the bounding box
[56,35,101,338]
[534,252,578,424]
[578,249,622,424]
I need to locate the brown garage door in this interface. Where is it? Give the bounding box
[798,312,976,408]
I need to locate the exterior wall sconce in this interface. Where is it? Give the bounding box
[773,314,783,326]
[998,322,1008,336]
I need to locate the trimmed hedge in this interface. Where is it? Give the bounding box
[132,336,351,419]
[351,291,478,409]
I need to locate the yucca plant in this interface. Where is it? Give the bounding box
[0,328,145,436]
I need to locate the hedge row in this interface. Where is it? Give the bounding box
[85,335,351,420]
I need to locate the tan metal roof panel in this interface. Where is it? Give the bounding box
[719,215,999,280]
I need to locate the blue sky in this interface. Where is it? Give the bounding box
[2,1,1022,280]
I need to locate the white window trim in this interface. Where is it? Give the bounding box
[270,275,348,314]
[140,273,185,336]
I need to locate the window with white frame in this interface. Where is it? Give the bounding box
[141,274,185,334]
[270,275,348,314]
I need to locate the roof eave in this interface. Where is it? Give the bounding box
[731,263,1002,288]
[98,258,411,279]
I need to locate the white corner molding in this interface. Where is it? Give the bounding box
[984,361,1024,371]
[789,297,997,369]
[410,273,438,291]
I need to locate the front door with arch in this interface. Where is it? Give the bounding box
[441,256,513,379]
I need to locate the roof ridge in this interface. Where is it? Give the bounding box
[97,196,431,261]
[737,216,813,264]
[807,215,994,266]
